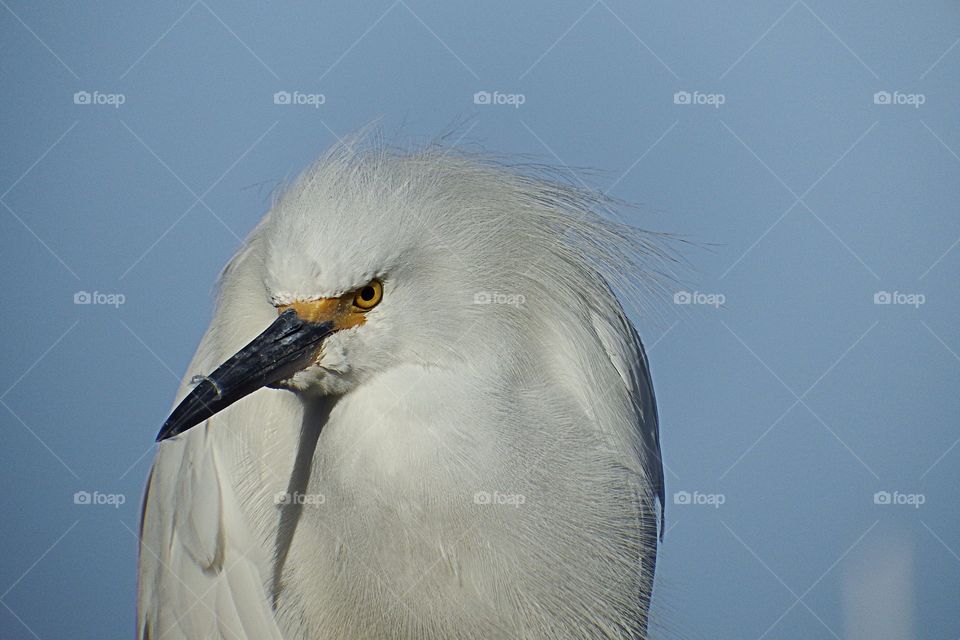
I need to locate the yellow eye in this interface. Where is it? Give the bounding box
[352,279,383,310]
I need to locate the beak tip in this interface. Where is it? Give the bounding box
[155,422,178,442]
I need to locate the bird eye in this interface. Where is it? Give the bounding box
[352,279,383,310]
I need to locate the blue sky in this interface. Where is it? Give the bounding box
[1,2,958,638]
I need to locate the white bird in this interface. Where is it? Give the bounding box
[137,140,667,640]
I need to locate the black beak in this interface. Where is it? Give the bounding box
[156,309,335,442]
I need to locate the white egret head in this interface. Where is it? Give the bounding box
[158,142,672,445]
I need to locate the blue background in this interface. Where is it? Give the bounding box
[1,2,958,638]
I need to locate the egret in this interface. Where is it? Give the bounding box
[138,140,668,639]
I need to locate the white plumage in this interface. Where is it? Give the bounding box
[138,140,668,639]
